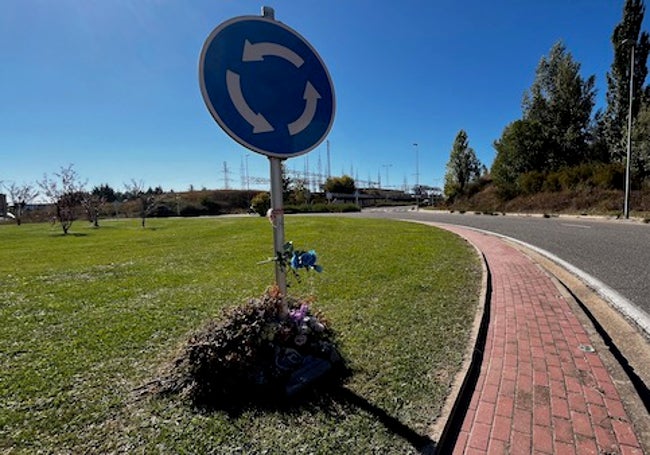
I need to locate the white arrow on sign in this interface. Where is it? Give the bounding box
[288,82,321,136]
[226,70,274,134]
[243,39,304,68]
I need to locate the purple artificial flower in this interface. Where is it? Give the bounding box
[289,303,309,323]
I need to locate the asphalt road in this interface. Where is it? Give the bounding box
[349,208,650,319]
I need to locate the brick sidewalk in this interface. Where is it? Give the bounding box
[439,226,644,455]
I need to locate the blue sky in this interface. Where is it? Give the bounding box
[0,1,640,197]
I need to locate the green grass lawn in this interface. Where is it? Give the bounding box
[0,216,481,453]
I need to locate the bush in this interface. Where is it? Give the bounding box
[542,172,562,192]
[251,192,271,216]
[218,190,256,211]
[339,203,361,213]
[150,203,176,218]
[200,197,222,215]
[179,203,208,217]
[557,165,587,190]
[154,287,348,409]
[518,171,545,195]
[592,163,625,190]
[541,163,626,192]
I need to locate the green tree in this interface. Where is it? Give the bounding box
[92,183,119,202]
[323,175,356,194]
[281,164,292,203]
[492,42,597,198]
[522,41,596,169]
[631,100,650,181]
[598,0,650,162]
[491,119,548,198]
[288,179,310,205]
[444,130,482,200]
[250,192,271,216]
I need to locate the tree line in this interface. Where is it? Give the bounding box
[444,0,650,204]
[1,165,173,233]
[1,164,368,234]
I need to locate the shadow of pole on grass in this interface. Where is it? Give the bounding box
[332,387,437,454]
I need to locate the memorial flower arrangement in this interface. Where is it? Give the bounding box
[152,243,347,409]
[274,241,323,282]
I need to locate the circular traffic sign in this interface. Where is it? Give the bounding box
[199,15,335,158]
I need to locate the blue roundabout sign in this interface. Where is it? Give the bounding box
[199,15,335,158]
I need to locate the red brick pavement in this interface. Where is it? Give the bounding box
[438,226,644,455]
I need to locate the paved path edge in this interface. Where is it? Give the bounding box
[406,220,650,453]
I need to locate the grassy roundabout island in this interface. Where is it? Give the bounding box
[1,216,481,453]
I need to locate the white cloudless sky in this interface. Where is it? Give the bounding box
[0,0,642,196]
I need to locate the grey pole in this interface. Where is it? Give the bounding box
[261,5,287,314]
[624,43,634,219]
[269,157,288,308]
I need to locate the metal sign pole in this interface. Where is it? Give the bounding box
[199,8,334,319]
[264,7,286,305]
[269,157,288,306]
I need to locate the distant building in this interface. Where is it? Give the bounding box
[0,193,6,216]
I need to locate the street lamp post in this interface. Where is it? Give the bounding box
[413,143,420,208]
[624,42,634,219]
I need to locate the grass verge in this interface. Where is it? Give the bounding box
[0,216,481,453]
